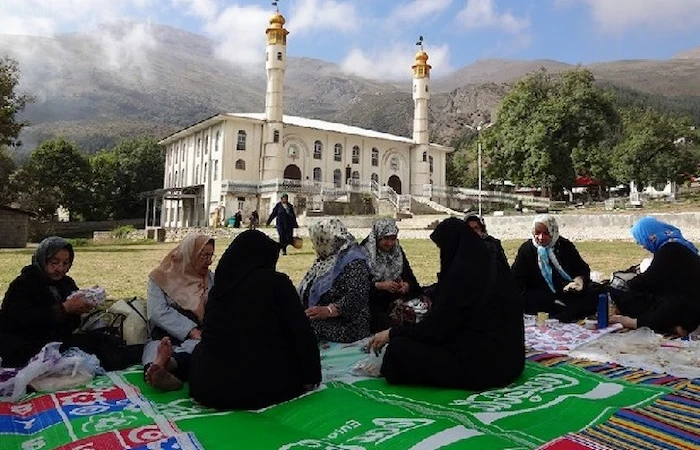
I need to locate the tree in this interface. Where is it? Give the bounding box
[0,146,16,205]
[612,108,698,189]
[90,137,165,220]
[14,138,92,220]
[0,57,33,148]
[483,69,620,197]
[446,129,478,188]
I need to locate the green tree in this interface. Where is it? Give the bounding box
[0,146,17,205]
[90,137,165,219]
[446,129,478,188]
[0,57,33,148]
[483,69,620,197]
[14,138,92,220]
[612,108,698,189]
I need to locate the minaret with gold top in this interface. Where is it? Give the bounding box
[410,36,432,195]
[262,1,289,180]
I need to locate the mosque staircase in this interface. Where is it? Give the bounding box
[410,196,463,216]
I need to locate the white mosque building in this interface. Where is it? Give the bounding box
[152,9,452,228]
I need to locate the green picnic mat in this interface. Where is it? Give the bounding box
[116,343,669,450]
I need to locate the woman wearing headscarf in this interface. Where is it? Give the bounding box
[610,216,700,335]
[187,230,321,409]
[361,218,422,332]
[266,193,298,255]
[369,218,524,390]
[299,218,372,342]
[511,214,597,322]
[142,233,214,390]
[464,213,508,266]
[0,237,105,367]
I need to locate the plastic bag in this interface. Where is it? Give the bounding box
[0,343,63,402]
[29,355,95,392]
[69,286,106,306]
[108,297,149,345]
[350,347,385,378]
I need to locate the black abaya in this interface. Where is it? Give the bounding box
[189,230,321,410]
[381,218,525,390]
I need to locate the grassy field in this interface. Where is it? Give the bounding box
[0,239,650,302]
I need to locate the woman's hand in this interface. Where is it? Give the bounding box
[63,293,93,315]
[563,276,584,292]
[397,281,410,295]
[305,305,335,321]
[368,329,390,355]
[376,281,400,293]
[188,328,202,340]
[610,315,638,330]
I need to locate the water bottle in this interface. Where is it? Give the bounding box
[597,293,609,329]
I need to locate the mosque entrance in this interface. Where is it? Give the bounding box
[283,164,302,180]
[388,175,402,194]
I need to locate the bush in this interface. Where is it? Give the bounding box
[110,225,136,240]
[67,238,89,247]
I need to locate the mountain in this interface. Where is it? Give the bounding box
[1,24,699,156]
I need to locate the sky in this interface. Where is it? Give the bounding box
[1,0,699,80]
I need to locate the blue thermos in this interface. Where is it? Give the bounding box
[597,293,609,329]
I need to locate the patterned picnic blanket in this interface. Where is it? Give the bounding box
[525,320,623,354]
[0,341,682,450]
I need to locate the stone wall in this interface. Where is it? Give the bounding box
[0,208,30,248]
[30,218,145,241]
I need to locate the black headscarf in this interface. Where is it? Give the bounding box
[430,218,491,304]
[32,236,74,282]
[210,230,280,300]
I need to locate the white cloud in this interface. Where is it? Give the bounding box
[204,4,270,66]
[172,0,218,19]
[390,0,454,23]
[560,0,700,32]
[341,43,452,81]
[288,0,360,35]
[456,0,529,34]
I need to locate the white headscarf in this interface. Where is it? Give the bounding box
[363,218,404,282]
[531,214,572,292]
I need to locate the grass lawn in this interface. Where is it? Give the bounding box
[0,238,650,302]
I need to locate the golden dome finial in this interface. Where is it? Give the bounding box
[412,35,431,77]
[267,0,289,44]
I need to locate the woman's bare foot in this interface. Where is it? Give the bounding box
[610,315,638,330]
[145,337,183,391]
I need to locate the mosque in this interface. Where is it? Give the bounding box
[152,8,452,228]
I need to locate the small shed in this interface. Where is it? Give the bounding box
[0,205,35,248]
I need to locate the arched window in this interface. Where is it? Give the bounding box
[273,130,280,143]
[313,167,322,182]
[213,160,218,180]
[196,138,201,156]
[182,168,186,185]
[203,136,208,155]
[174,170,178,186]
[429,155,434,174]
[334,143,342,162]
[214,131,220,152]
[235,159,246,170]
[422,151,427,162]
[277,52,282,60]
[371,173,379,184]
[203,163,207,182]
[333,169,342,187]
[351,170,360,180]
[237,130,247,151]
[371,148,379,166]
[313,140,323,160]
[352,145,360,164]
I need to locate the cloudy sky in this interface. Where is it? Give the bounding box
[1,0,699,79]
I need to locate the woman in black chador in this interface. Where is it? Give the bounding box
[266,194,298,255]
[369,218,525,390]
[188,230,321,410]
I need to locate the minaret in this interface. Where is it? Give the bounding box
[410,36,432,195]
[262,3,289,181]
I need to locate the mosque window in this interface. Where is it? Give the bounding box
[352,146,360,164]
[351,170,360,180]
[425,85,429,93]
[277,52,283,61]
[213,160,218,180]
[204,136,208,155]
[429,155,434,173]
[196,138,201,157]
[334,143,342,161]
[422,151,427,162]
[214,131,220,152]
[313,167,322,182]
[371,173,379,184]
[237,130,247,151]
[333,169,342,187]
[195,165,199,182]
[235,159,245,170]
[314,140,323,160]
[175,170,178,186]
[371,148,379,166]
[273,130,280,143]
[203,163,207,182]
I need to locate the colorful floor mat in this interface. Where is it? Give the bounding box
[0,342,676,450]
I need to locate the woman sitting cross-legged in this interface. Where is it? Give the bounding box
[511,214,598,322]
[361,218,423,333]
[0,237,138,370]
[143,233,214,391]
[610,216,700,335]
[369,218,525,390]
[299,218,372,343]
[188,230,321,409]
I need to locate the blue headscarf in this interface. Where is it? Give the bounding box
[532,215,573,293]
[631,216,698,255]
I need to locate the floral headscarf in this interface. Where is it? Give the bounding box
[298,218,367,307]
[33,236,74,280]
[631,216,698,254]
[531,214,572,293]
[363,218,403,282]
